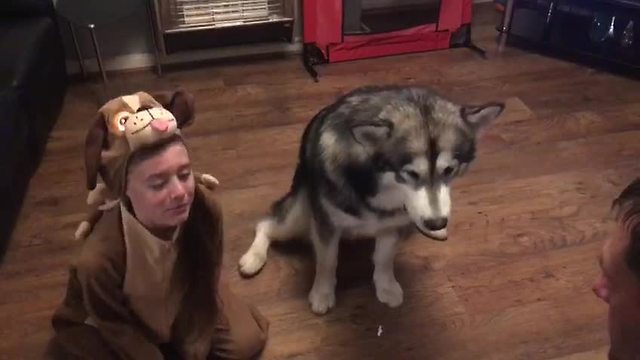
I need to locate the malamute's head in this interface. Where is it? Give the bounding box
[328,86,504,240]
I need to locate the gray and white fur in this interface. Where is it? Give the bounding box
[238,85,504,315]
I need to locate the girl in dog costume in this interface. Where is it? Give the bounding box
[46,90,268,360]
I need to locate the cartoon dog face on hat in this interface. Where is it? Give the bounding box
[84,89,195,195]
[110,94,179,149]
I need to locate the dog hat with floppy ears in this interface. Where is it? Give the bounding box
[84,89,195,197]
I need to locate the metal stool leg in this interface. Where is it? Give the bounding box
[147,0,163,76]
[498,0,516,52]
[68,22,86,78]
[88,24,108,85]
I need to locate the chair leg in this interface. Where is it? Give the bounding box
[69,22,86,78]
[498,0,516,52]
[88,24,108,86]
[147,0,163,76]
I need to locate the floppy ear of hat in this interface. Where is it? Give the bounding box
[84,89,195,196]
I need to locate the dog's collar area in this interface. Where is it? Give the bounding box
[364,202,404,217]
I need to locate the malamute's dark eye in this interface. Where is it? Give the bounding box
[403,169,420,181]
[443,166,455,177]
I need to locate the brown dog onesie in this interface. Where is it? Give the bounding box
[45,90,268,360]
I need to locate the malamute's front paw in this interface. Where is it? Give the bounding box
[308,286,335,315]
[374,277,404,308]
[238,250,266,277]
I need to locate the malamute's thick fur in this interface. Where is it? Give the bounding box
[238,86,504,314]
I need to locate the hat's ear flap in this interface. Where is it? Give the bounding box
[85,112,107,190]
[150,89,195,128]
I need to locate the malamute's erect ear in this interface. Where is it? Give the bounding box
[461,102,505,133]
[350,120,394,148]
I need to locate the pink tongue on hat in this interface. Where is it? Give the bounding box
[151,120,169,132]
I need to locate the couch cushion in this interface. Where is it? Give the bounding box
[0,90,32,260]
[0,91,30,191]
[0,0,55,17]
[0,17,56,89]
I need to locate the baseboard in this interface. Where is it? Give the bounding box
[65,40,303,75]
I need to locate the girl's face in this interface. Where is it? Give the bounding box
[126,141,195,231]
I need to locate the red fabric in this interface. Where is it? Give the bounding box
[462,0,473,24]
[327,26,451,63]
[438,0,463,31]
[343,23,438,43]
[303,0,342,44]
[304,0,473,63]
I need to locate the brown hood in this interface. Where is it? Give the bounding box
[84,89,195,196]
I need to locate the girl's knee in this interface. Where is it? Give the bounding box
[226,324,267,359]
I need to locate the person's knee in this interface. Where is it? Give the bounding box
[44,337,69,360]
[225,322,267,360]
[213,284,269,359]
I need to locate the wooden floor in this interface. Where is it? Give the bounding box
[2,4,640,359]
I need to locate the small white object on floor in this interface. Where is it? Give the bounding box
[377,325,383,337]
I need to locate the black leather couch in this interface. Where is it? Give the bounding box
[0,0,68,260]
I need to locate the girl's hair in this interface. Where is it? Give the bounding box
[172,187,222,339]
[612,178,640,281]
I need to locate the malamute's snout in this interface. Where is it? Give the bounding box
[415,218,449,241]
[402,184,451,241]
[402,206,448,233]
[423,217,447,231]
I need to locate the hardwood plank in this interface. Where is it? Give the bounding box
[2,4,639,359]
